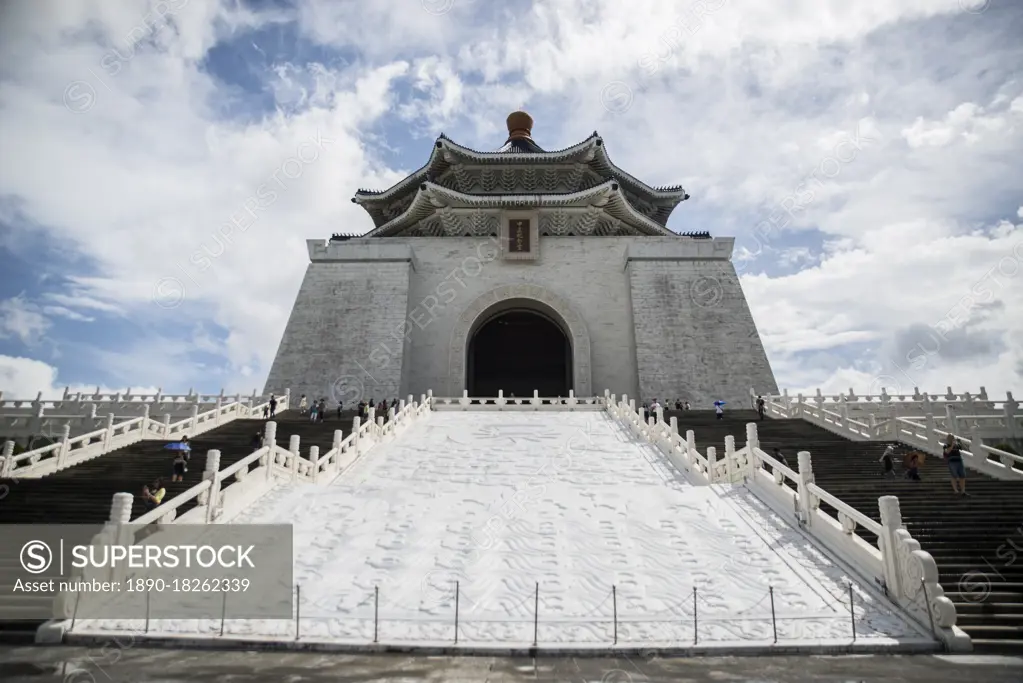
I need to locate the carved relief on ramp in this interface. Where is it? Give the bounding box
[447,284,592,397]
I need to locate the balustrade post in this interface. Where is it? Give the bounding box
[877,495,903,601]
[387,407,395,429]
[309,446,320,481]
[215,396,223,425]
[332,430,343,472]
[945,404,959,436]
[978,386,988,401]
[745,423,760,475]
[795,393,804,418]
[783,388,791,414]
[376,416,384,434]
[533,389,539,406]
[924,412,937,447]
[352,416,362,452]
[724,435,736,482]
[839,395,849,427]
[190,404,199,432]
[814,388,824,415]
[686,429,696,459]
[203,450,222,523]
[969,424,984,464]
[139,404,150,438]
[706,446,717,482]
[57,424,72,470]
[945,386,955,401]
[263,421,277,481]
[1,441,14,478]
[868,414,878,439]
[102,413,115,451]
[289,435,301,481]
[107,492,134,585]
[284,388,291,409]
[1004,392,1020,444]
[796,451,814,527]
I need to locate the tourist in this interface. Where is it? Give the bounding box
[318,398,326,422]
[380,399,389,421]
[905,453,922,481]
[649,398,660,422]
[756,395,766,420]
[772,448,789,468]
[142,479,166,511]
[249,431,262,450]
[675,399,682,411]
[684,401,691,411]
[262,403,269,419]
[715,401,724,420]
[299,394,308,415]
[879,444,897,478]
[309,400,318,422]
[171,451,187,482]
[269,394,277,418]
[357,400,366,418]
[336,401,343,419]
[943,433,968,496]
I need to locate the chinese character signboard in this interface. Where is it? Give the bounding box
[509,219,531,253]
[501,211,539,261]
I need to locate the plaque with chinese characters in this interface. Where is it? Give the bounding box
[508,219,531,253]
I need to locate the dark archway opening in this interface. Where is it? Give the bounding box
[468,310,571,397]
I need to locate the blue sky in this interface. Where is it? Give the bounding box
[0,0,1021,400]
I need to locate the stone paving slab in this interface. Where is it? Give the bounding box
[1,646,1022,682]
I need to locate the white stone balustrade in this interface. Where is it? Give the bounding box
[2,393,289,479]
[754,385,1023,481]
[123,391,435,526]
[0,388,289,443]
[616,410,970,651]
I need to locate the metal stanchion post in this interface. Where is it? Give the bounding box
[454,581,459,644]
[848,582,856,641]
[693,587,698,645]
[219,591,227,637]
[533,582,539,647]
[70,591,81,633]
[145,589,151,634]
[613,585,618,645]
[769,586,777,643]
[295,584,301,641]
[374,585,379,643]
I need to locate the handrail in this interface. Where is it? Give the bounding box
[806,482,883,535]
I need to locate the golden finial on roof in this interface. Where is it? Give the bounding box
[506,111,534,140]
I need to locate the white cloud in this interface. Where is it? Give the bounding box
[0,296,50,345]
[0,354,159,400]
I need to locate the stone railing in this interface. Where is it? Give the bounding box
[120,393,433,527]
[756,386,1017,423]
[759,392,1023,481]
[0,388,285,441]
[430,389,604,410]
[1,394,290,480]
[605,393,970,652]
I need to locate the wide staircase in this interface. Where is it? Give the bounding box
[667,409,1023,653]
[0,409,358,642]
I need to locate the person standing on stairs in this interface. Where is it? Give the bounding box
[171,451,187,482]
[756,395,766,420]
[317,398,326,422]
[309,400,318,422]
[880,444,897,478]
[269,394,277,418]
[299,394,308,415]
[715,401,724,420]
[943,433,969,496]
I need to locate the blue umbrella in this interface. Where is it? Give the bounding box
[714,401,727,406]
[164,442,191,452]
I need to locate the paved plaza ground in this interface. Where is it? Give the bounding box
[1,645,1022,682]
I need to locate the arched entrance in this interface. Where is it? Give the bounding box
[467,309,571,397]
[447,284,592,397]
